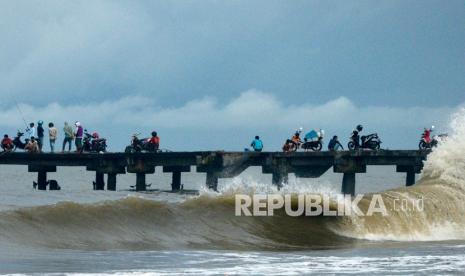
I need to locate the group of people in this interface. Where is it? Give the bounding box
[250,131,343,152]
[1,121,84,153]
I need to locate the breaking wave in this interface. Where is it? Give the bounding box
[0,196,354,251]
[331,108,465,241]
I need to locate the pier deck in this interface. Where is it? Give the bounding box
[0,150,428,195]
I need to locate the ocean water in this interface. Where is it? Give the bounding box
[1,111,465,275]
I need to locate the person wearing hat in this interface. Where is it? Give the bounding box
[74,121,84,152]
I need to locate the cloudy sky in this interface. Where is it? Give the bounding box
[0,0,464,150]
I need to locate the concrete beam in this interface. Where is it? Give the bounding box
[86,165,126,174]
[126,157,155,174]
[293,165,332,178]
[28,165,56,172]
[333,157,366,173]
[162,166,191,173]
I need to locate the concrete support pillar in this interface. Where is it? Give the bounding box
[29,165,56,191]
[341,173,356,196]
[206,172,219,191]
[87,162,126,192]
[126,158,155,192]
[163,166,190,191]
[94,172,105,190]
[396,165,419,187]
[107,173,117,191]
[406,170,415,187]
[272,172,288,190]
[136,173,146,191]
[172,171,182,191]
[37,171,48,190]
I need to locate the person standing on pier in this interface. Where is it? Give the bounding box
[37,121,45,152]
[26,122,36,140]
[62,122,74,152]
[74,122,84,152]
[251,136,263,152]
[48,122,58,153]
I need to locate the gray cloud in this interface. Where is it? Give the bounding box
[1,0,464,107]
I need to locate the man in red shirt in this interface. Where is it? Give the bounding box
[1,134,14,151]
[422,126,435,144]
[148,131,160,151]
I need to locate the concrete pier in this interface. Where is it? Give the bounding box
[127,157,155,191]
[135,173,147,191]
[341,173,356,196]
[94,172,105,190]
[206,172,219,191]
[107,173,117,191]
[28,165,56,190]
[0,150,429,194]
[163,166,190,191]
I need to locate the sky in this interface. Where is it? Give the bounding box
[0,0,464,150]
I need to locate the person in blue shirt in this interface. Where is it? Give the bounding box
[328,135,344,151]
[251,136,263,152]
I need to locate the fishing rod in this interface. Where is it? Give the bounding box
[13,98,29,131]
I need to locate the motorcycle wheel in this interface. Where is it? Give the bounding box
[289,143,298,152]
[312,142,323,152]
[418,141,427,150]
[348,142,356,150]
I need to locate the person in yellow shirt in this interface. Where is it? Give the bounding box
[48,122,58,153]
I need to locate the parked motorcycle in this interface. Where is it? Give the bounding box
[12,132,28,151]
[348,133,381,150]
[301,130,324,151]
[80,130,107,153]
[301,137,323,151]
[283,129,324,152]
[125,133,159,153]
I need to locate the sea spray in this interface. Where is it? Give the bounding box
[331,108,465,241]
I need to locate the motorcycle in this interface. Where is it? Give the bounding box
[301,130,324,151]
[125,133,159,153]
[348,133,381,150]
[283,129,324,152]
[80,130,107,153]
[12,132,29,151]
[419,133,447,150]
[301,137,323,151]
